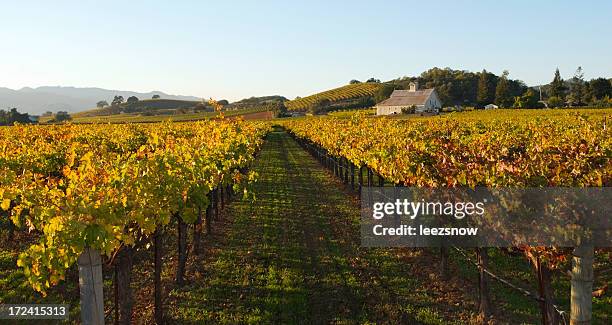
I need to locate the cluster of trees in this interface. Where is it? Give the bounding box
[0,108,33,125]
[40,110,72,123]
[543,67,612,107]
[375,67,612,109]
[52,111,72,122]
[0,108,73,125]
[97,95,148,109]
[349,78,381,84]
[382,68,527,108]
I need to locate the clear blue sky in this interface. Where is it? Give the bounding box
[1,0,610,101]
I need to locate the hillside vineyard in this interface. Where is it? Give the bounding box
[285,83,381,111]
[0,120,269,294]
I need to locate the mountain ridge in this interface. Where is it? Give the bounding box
[0,86,202,115]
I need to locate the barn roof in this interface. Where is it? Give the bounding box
[378,89,434,106]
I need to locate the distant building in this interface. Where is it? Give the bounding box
[287,111,305,117]
[484,104,499,110]
[376,82,442,115]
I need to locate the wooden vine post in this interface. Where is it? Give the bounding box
[344,158,349,184]
[476,248,491,323]
[77,248,105,325]
[115,246,134,325]
[193,206,203,255]
[206,191,213,234]
[350,163,355,191]
[153,229,163,325]
[439,247,449,280]
[176,214,188,287]
[220,186,225,208]
[213,188,219,220]
[358,166,364,194]
[570,244,594,325]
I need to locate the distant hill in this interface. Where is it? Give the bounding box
[0,86,201,115]
[285,83,381,112]
[74,95,289,118]
[228,95,287,110]
[42,105,276,124]
[74,99,206,118]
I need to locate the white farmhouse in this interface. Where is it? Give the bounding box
[376,82,442,115]
[484,104,499,110]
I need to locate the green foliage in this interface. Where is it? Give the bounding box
[0,108,33,126]
[549,68,566,99]
[588,78,612,100]
[495,71,513,107]
[567,66,585,106]
[590,95,612,108]
[547,96,565,108]
[152,94,161,99]
[374,83,397,103]
[0,121,269,294]
[477,69,496,106]
[53,111,71,123]
[406,68,524,106]
[308,98,329,114]
[79,99,205,118]
[96,100,108,108]
[228,95,287,110]
[111,95,125,106]
[126,96,139,103]
[401,105,416,114]
[512,89,540,108]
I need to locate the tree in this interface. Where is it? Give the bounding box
[513,89,539,108]
[374,84,396,103]
[152,94,161,99]
[275,101,288,117]
[54,111,72,122]
[588,78,612,100]
[349,79,361,84]
[96,100,109,108]
[0,108,32,125]
[308,98,330,114]
[567,66,585,106]
[366,78,381,83]
[547,96,564,108]
[217,99,229,106]
[549,68,566,99]
[477,69,495,106]
[521,89,540,108]
[418,68,481,106]
[494,71,512,107]
[112,95,125,106]
[126,96,139,103]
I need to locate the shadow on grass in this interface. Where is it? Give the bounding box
[167,129,464,324]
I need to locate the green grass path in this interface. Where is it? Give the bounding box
[167,128,463,324]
